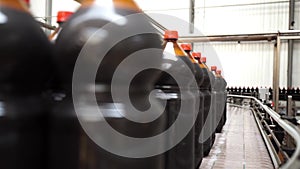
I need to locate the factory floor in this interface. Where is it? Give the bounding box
[200,106,274,169]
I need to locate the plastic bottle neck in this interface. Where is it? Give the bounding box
[214,71,221,78]
[163,39,187,57]
[211,70,217,76]
[0,0,28,12]
[192,56,208,69]
[81,0,141,12]
[199,61,207,69]
[183,50,197,64]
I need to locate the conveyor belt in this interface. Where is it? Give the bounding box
[200,106,274,169]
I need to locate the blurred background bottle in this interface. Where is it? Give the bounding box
[0,0,52,168]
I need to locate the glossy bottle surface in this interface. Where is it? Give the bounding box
[192,52,215,160]
[0,1,52,169]
[156,33,196,169]
[181,47,206,167]
[211,67,226,133]
[217,70,227,129]
[53,0,166,169]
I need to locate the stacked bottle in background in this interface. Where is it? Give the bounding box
[0,0,52,168]
[180,44,204,167]
[193,53,216,157]
[52,0,166,169]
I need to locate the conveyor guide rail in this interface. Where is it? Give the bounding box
[228,95,300,169]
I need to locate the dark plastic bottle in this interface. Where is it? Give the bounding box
[181,44,205,167]
[198,54,216,156]
[282,87,286,100]
[52,0,166,169]
[255,87,259,98]
[247,87,251,94]
[211,66,225,133]
[291,88,296,94]
[234,87,238,95]
[242,87,246,95]
[269,87,273,100]
[192,52,216,159]
[238,87,242,95]
[287,88,292,95]
[0,0,52,168]
[155,31,196,169]
[216,70,227,131]
[295,88,300,101]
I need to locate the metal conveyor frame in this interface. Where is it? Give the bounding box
[228,94,300,169]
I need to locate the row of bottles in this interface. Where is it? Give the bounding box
[277,88,300,95]
[272,88,300,101]
[227,86,259,97]
[0,0,227,169]
[227,87,300,101]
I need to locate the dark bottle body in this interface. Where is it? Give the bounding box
[196,60,215,157]
[52,2,166,169]
[183,50,207,167]
[156,41,196,169]
[214,72,227,133]
[192,63,205,167]
[193,61,215,158]
[0,5,52,169]
[198,67,215,158]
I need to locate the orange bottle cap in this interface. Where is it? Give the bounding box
[164,30,179,40]
[211,66,217,71]
[201,57,206,63]
[192,52,201,60]
[180,43,192,51]
[57,11,74,23]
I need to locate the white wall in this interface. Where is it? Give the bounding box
[30,0,80,27]
[29,0,300,88]
[194,42,289,88]
[139,0,300,88]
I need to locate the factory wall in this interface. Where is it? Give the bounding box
[143,0,300,88]
[29,0,300,88]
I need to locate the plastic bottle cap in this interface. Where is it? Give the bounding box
[217,70,222,74]
[164,30,178,40]
[201,57,206,63]
[24,0,30,4]
[57,11,74,23]
[211,66,217,71]
[192,52,201,59]
[180,44,192,51]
